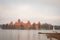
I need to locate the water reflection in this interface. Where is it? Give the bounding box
[0,30,59,40]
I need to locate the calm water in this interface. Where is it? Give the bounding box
[0,30,60,40]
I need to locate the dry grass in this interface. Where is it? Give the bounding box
[47,33,60,40]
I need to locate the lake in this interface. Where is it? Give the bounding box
[0,30,60,40]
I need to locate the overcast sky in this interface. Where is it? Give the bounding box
[0,0,60,25]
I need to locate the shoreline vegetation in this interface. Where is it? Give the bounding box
[38,32,60,40]
[47,33,60,40]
